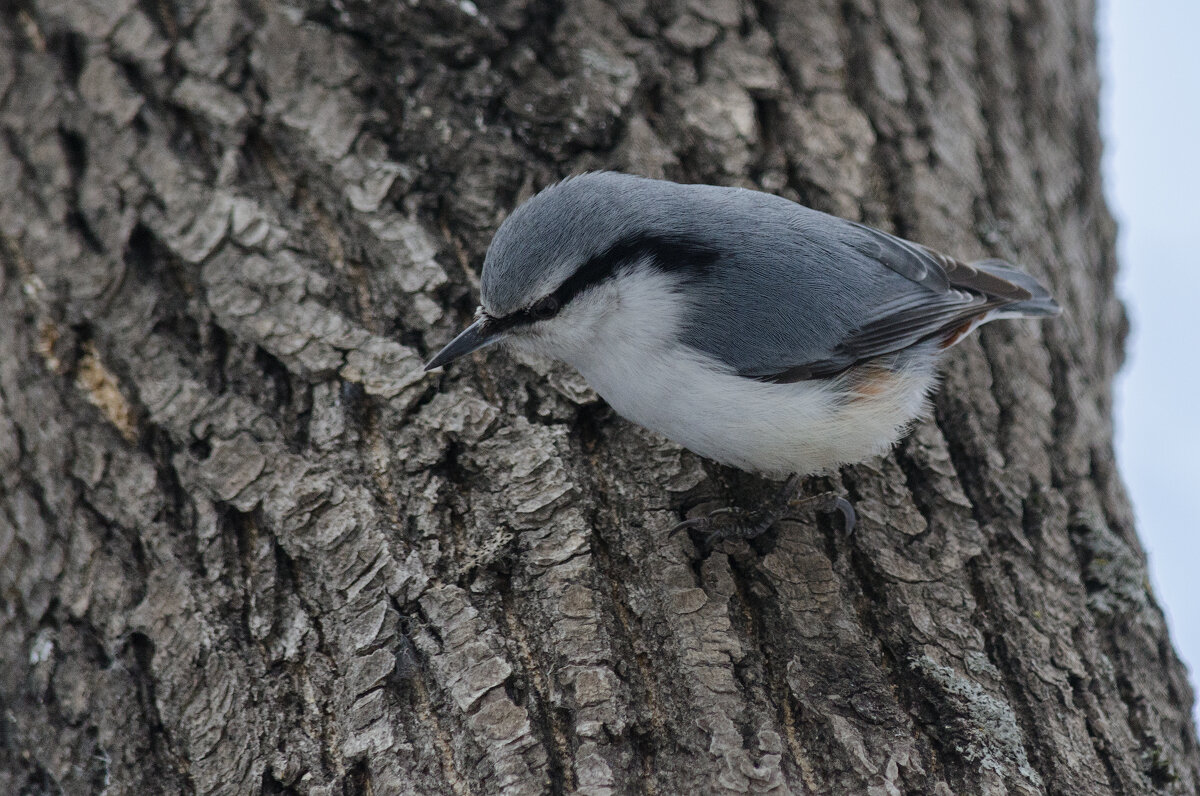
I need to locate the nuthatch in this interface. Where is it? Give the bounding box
[426,173,1059,541]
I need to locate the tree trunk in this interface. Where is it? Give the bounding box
[0,0,1195,793]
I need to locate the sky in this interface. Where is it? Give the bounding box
[1100,0,1200,718]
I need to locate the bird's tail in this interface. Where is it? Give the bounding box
[974,259,1062,317]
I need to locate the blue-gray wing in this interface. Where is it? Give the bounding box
[677,206,1051,381]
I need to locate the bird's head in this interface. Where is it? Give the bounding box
[424,172,714,372]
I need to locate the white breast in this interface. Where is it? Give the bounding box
[515,268,937,476]
[578,341,935,477]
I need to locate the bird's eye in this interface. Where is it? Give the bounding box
[530,296,560,320]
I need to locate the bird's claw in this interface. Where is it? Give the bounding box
[805,494,857,535]
[668,507,737,539]
[671,480,856,552]
[668,506,767,551]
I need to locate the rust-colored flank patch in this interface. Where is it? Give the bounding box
[848,363,896,401]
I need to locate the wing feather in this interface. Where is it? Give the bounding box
[663,187,1055,382]
[738,222,1035,382]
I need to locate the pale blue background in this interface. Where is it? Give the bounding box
[1101,0,1200,719]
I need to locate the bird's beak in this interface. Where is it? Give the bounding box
[423,315,503,371]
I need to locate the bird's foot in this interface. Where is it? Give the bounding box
[670,474,856,552]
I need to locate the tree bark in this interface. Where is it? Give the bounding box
[0,0,1195,793]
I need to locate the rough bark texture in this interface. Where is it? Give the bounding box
[0,0,1196,794]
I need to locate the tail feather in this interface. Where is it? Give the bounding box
[974,259,1062,318]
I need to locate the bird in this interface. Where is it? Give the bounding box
[424,172,1060,543]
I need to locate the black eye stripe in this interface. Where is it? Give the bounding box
[551,233,720,308]
[487,233,719,332]
[531,295,560,319]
